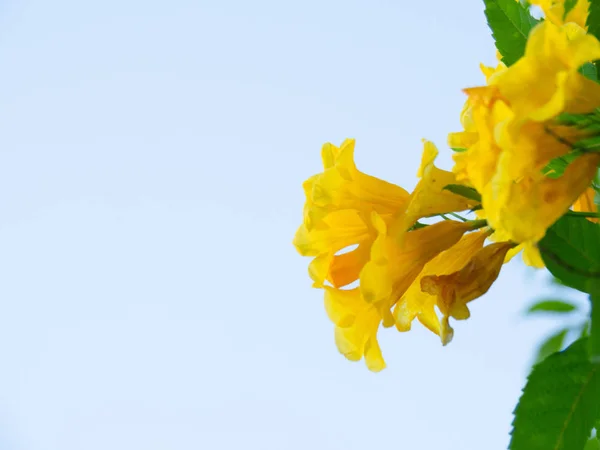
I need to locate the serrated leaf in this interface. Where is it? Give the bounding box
[587,0,600,45]
[538,215,600,295]
[442,184,482,203]
[483,0,540,66]
[535,329,568,364]
[510,339,600,450]
[527,300,577,314]
[585,437,600,450]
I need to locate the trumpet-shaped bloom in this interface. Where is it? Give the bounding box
[451,86,512,193]
[399,140,478,233]
[308,139,409,227]
[420,241,515,344]
[294,139,410,288]
[394,230,489,340]
[484,152,600,243]
[360,214,479,325]
[492,21,600,122]
[450,21,600,247]
[324,287,385,372]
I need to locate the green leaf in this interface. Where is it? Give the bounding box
[587,0,600,46]
[483,0,540,66]
[581,62,599,83]
[591,295,600,363]
[442,184,482,202]
[581,321,592,339]
[451,147,467,152]
[510,339,600,450]
[535,329,568,364]
[557,110,600,131]
[527,300,577,314]
[543,152,583,178]
[585,437,600,450]
[538,215,600,295]
[576,136,600,152]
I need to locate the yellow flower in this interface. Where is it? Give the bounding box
[452,86,512,193]
[448,61,505,155]
[449,21,600,248]
[398,140,478,234]
[308,139,409,226]
[294,209,370,286]
[394,230,489,340]
[484,152,600,243]
[572,186,599,223]
[529,0,589,28]
[322,216,484,371]
[420,241,516,344]
[359,214,479,325]
[491,21,600,122]
[294,139,409,288]
[324,287,385,372]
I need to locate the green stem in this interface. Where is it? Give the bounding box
[590,293,600,363]
[468,219,488,230]
[448,212,468,222]
[566,211,600,219]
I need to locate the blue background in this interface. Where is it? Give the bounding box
[0,1,585,448]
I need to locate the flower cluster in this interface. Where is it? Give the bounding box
[294,3,600,371]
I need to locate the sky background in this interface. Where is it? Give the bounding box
[0,1,589,449]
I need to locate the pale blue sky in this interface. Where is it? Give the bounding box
[0,1,588,449]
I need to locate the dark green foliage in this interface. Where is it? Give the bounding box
[527,300,578,314]
[581,62,599,82]
[510,339,600,450]
[535,329,569,364]
[585,437,600,450]
[538,216,600,295]
[539,217,600,361]
[483,0,539,66]
[587,0,600,46]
